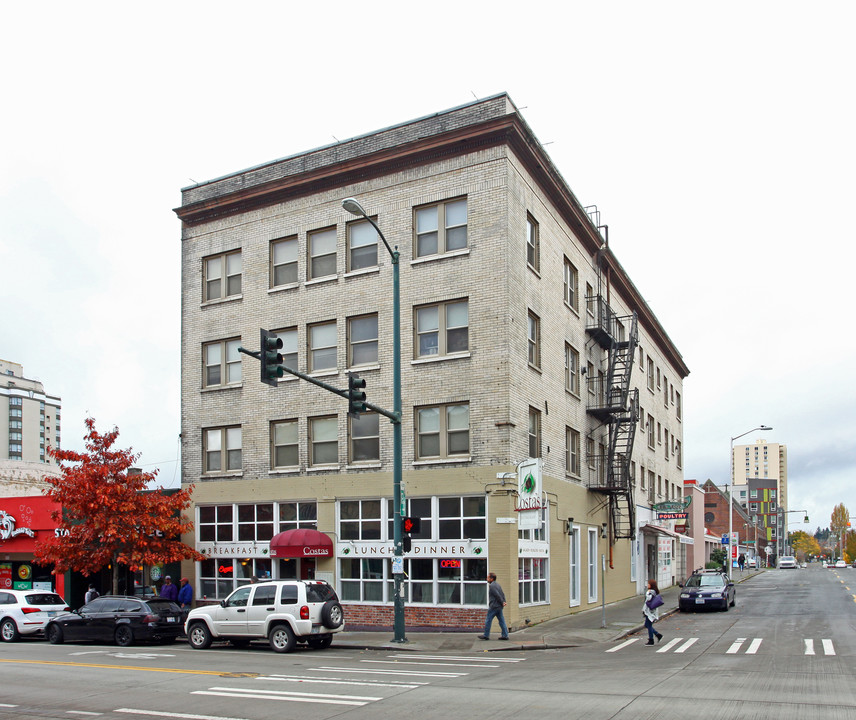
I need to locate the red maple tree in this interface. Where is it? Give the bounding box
[34,417,203,593]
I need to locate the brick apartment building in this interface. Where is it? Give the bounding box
[175,94,689,629]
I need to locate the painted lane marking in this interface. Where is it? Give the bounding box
[606,638,638,653]
[67,712,103,716]
[823,639,836,655]
[360,659,498,668]
[116,710,249,720]
[805,639,815,655]
[745,638,763,654]
[386,653,524,662]
[0,705,18,709]
[726,638,746,654]
[261,674,424,689]
[312,666,465,678]
[674,638,698,653]
[656,638,683,653]
[0,658,241,677]
[192,687,375,707]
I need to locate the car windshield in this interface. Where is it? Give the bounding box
[25,593,65,605]
[685,575,724,588]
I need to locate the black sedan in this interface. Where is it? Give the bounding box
[45,595,183,647]
[679,571,736,612]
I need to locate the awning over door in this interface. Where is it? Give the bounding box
[269,528,334,558]
[640,523,682,539]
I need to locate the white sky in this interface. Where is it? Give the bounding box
[2,1,854,533]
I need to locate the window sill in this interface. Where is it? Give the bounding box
[309,370,339,379]
[345,463,382,470]
[268,283,299,295]
[527,264,541,278]
[348,364,380,373]
[269,468,301,475]
[528,363,542,374]
[305,275,338,287]
[410,248,470,266]
[201,383,243,393]
[565,302,580,318]
[411,352,471,366]
[344,267,380,279]
[201,294,243,309]
[565,389,581,400]
[412,456,471,467]
[201,471,243,480]
[307,465,340,473]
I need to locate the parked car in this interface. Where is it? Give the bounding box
[747,557,757,568]
[679,570,736,612]
[0,589,69,642]
[45,595,183,647]
[185,580,344,653]
[835,560,847,569]
[777,555,798,569]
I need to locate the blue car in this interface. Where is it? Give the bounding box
[679,570,736,612]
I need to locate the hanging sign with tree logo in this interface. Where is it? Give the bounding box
[516,458,543,530]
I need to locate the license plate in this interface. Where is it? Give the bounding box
[311,625,320,634]
[47,611,56,617]
[167,616,176,622]
[695,599,705,604]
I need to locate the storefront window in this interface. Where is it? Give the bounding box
[519,557,549,605]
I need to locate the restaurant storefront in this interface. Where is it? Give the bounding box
[0,495,63,596]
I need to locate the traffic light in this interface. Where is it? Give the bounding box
[260,328,284,387]
[401,516,421,553]
[347,372,367,417]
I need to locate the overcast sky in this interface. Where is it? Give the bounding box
[2,2,853,533]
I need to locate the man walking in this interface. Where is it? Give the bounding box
[478,572,509,640]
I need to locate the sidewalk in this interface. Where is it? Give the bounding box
[333,568,764,653]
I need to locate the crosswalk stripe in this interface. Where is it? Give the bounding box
[726,638,746,654]
[606,638,638,653]
[745,639,762,654]
[387,654,524,663]
[657,638,683,653]
[313,666,465,678]
[674,638,698,653]
[361,659,499,668]
[261,674,425,689]
[822,639,835,655]
[192,690,368,706]
[805,639,815,655]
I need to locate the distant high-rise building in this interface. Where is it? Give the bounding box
[732,438,788,539]
[0,359,61,466]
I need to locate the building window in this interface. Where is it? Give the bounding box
[563,257,578,310]
[415,403,470,459]
[350,413,380,463]
[566,427,580,476]
[271,419,299,469]
[273,327,298,371]
[198,504,234,542]
[569,526,581,606]
[415,300,469,358]
[204,426,241,474]
[237,503,274,542]
[203,339,242,388]
[309,321,337,372]
[676,391,682,420]
[9,408,22,419]
[588,528,598,602]
[519,557,548,605]
[647,358,655,391]
[528,407,541,458]
[526,214,540,272]
[9,397,22,406]
[270,236,298,287]
[348,314,378,367]
[279,502,317,531]
[339,499,382,540]
[749,502,759,512]
[675,440,682,469]
[439,496,486,539]
[347,219,378,271]
[308,227,337,280]
[309,416,338,466]
[585,283,594,317]
[527,311,540,368]
[414,198,467,258]
[647,414,655,449]
[204,250,241,302]
[565,343,580,395]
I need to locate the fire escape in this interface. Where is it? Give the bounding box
[585,294,639,540]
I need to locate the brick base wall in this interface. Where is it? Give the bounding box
[342,603,485,631]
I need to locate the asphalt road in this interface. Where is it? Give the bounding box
[1,565,855,720]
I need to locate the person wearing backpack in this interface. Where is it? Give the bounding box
[643,578,663,645]
[84,584,99,604]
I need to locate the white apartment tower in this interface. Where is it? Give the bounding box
[0,359,61,466]
[176,94,689,629]
[733,438,789,522]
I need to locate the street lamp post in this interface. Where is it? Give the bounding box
[729,425,772,573]
[342,198,406,643]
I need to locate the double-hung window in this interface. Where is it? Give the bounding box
[308,227,337,280]
[309,322,337,372]
[526,214,540,272]
[203,339,241,388]
[204,426,242,474]
[564,257,578,310]
[529,408,541,458]
[273,327,298,371]
[348,314,378,367]
[347,219,378,271]
[528,311,540,368]
[414,198,467,258]
[415,403,469,459]
[309,416,338,466]
[350,413,380,463]
[565,343,580,394]
[566,427,581,476]
[204,250,242,302]
[271,419,298,469]
[270,236,298,287]
[414,300,468,358]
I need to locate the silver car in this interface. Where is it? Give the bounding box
[0,589,69,641]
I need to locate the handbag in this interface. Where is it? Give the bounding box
[646,593,664,610]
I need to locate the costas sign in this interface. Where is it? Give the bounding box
[516,458,543,530]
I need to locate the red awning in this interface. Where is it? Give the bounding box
[269,528,333,559]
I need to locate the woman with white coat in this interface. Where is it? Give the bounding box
[643,578,663,645]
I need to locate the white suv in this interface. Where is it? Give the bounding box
[0,589,69,642]
[185,580,344,653]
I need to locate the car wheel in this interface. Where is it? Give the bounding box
[1,618,20,642]
[307,635,333,650]
[269,623,296,653]
[47,623,64,645]
[730,594,737,607]
[321,600,344,629]
[229,638,251,648]
[114,625,135,647]
[187,622,212,650]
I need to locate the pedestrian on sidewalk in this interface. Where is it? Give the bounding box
[478,572,509,640]
[643,579,663,646]
[738,553,745,572]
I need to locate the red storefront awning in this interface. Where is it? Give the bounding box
[269,528,333,559]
